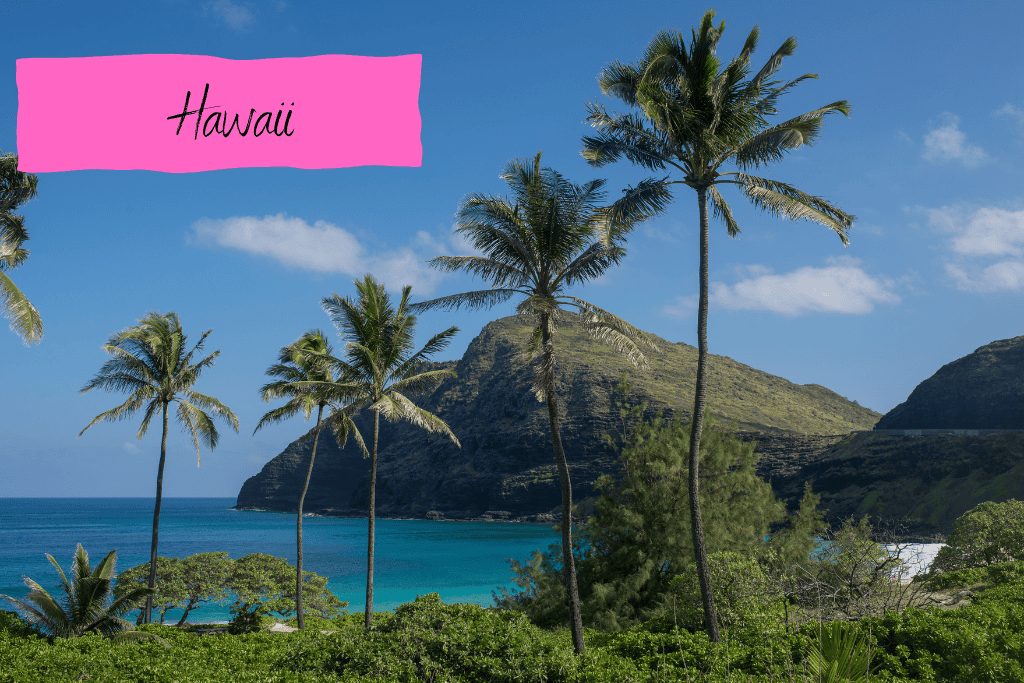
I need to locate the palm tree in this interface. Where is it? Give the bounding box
[0,152,43,345]
[253,329,367,630]
[0,544,169,647]
[316,274,461,629]
[78,311,239,624]
[580,9,855,643]
[409,151,657,655]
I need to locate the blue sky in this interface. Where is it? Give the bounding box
[2,0,1023,498]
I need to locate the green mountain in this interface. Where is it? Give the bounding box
[236,314,880,522]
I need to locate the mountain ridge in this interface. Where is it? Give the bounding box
[235,313,880,525]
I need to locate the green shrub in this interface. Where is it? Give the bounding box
[666,551,785,633]
[227,607,269,635]
[929,499,1024,575]
[0,609,38,638]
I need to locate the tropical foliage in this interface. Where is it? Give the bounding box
[78,311,239,623]
[226,552,347,628]
[493,384,813,635]
[254,329,364,629]
[315,274,460,629]
[581,7,854,642]
[411,151,657,654]
[0,544,168,647]
[0,152,43,344]
[113,553,233,626]
[928,499,1024,575]
[3,572,1024,682]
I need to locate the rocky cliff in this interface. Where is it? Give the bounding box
[237,318,1024,543]
[874,335,1024,429]
[236,314,880,523]
[754,431,1024,543]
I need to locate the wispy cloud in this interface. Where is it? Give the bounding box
[994,103,1024,139]
[204,0,255,32]
[922,112,990,168]
[923,203,1024,292]
[663,256,900,318]
[188,213,471,295]
[122,442,140,455]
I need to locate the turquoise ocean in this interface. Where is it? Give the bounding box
[1,498,940,626]
[0,497,563,624]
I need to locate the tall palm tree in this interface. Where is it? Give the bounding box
[253,329,367,630]
[78,311,239,624]
[580,9,855,643]
[316,274,461,629]
[0,152,43,345]
[409,151,657,656]
[0,544,169,647]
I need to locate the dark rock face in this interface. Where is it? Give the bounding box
[875,336,1024,430]
[764,431,1024,544]
[236,314,878,523]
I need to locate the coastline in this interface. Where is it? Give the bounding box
[233,506,946,545]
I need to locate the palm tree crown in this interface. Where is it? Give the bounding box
[0,544,169,647]
[0,152,43,344]
[79,311,239,464]
[582,9,855,241]
[320,275,462,443]
[411,151,657,399]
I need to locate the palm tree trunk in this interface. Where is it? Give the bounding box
[145,403,169,625]
[296,404,324,630]
[690,185,721,643]
[365,408,379,630]
[542,320,586,655]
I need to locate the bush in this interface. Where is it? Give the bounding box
[929,499,1024,575]
[0,609,38,638]
[666,551,785,633]
[227,606,269,635]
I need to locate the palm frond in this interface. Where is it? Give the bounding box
[565,297,658,369]
[730,101,852,170]
[732,173,854,244]
[374,392,460,447]
[708,185,741,237]
[750,36,797,88]
[77,394,154,437]
[175,399,219,466]
[421,255,528,288]
[556,243,626,288]
[601,178,675,245]
[409,288,521,313]
[0,270,43,344]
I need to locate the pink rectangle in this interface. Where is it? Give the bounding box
[16,54,422,172]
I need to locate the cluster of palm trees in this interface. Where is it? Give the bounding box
[7,9,855,655]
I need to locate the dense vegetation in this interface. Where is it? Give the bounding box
[2,562,1023,682]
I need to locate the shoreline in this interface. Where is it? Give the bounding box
[232,506,946,545]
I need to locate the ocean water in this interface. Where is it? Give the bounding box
[0,497,563,624]
[0,498,943,626]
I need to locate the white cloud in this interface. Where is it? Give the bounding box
[994,103,1024,125]
[925,205,1024,257]
[921,112,990,168]
[946,261,1024,293]
[204,0,255,32]
[663,256,900,318]
[122,442,140,455]
[188,214,481,295]
[922,203,1024,292]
